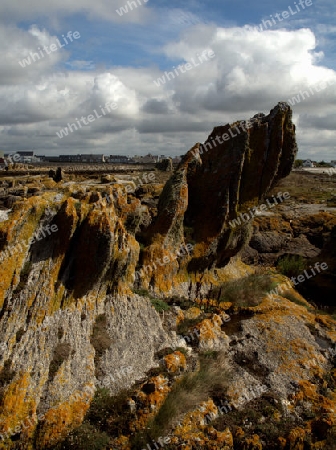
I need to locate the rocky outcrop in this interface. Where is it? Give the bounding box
[5,103,336,450]
[155,158,173,172]
[140,102,297,290]
[0,188,176,449]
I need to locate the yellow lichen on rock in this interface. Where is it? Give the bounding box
[0,373,36,439]
[34,389,92,449]
[164,351,187,373]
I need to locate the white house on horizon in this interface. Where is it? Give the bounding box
[302,159,315,168]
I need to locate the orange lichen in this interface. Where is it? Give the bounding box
[184,307,202,320]
[0,373,38,446]
[242,434,263,450]
[287,427,306,450]
[164,351,187,373]
[128,375,170,432]
[159,400,235,448]
[34,388,92,449]
[277,436,287,449]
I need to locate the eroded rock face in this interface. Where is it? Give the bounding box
[0,189,175,448]
[2,103,321,450]
[141,103,297,288]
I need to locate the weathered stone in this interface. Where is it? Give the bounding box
[156,158,173,172]
[141,103,297,289]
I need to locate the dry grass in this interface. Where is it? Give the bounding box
[148,352,230,438]
[269,171,336,204]
[211,273,277,307]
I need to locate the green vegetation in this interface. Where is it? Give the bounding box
[176,317,203,336]
[200,350,220,360]
[132,289,170,313]
[212,273,278,307]
[147,351,229,438]
[294,159,303,168]
[316,160,332,167]
[277,254,307,278]
[150,298,170,312]
[74,202,81,213]
[269,171,336,203]
[282,291,311,309]
[132,288,150,297]
[51,423,110,450]
[51,387,136,450]
[85,387,133,433]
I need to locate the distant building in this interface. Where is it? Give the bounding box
[47,156,62,163]
[4,151,40,163]
[133,154,159,164]
[79,154,105,163]
[108,155,132,163]
[18,151,37,163]
[59,154,82,163]
[302,159,315,168]
[46,154,106,163]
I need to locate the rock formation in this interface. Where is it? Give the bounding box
[1,103,335,450]
[140,102,297,289]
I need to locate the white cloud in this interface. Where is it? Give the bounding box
[0,23,335,160]
[0,0,153,24]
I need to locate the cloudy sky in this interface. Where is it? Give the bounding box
[1,0,336,160]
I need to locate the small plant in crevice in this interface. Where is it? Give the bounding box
[276,254,307,278]
[48,343,71,382]
[132,289,170,313]
[74,202,81,214]
[176,317,203,337]
[86,387,137,438]
[282,291,311,309]
[211,273,277,307]
[132,288,150,297]
[150,298,170,313]
[50,422,110,450]
[148,352,230,439]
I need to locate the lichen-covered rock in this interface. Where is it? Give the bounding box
[0,188,174,448]
[140,103,297,290]
[1,105,336,450]
[164,351,187,373]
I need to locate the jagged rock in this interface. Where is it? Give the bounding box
[54,167,63,183]
[2,104,336,450]
[141,103,297,289]
[156,158,173,171]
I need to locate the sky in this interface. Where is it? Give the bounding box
[1,0,336,160]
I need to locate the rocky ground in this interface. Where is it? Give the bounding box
[0,103,335,450]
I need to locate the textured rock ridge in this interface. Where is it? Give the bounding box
[0,188,173,449]
[141,103,297,288]
[3,104,325,450]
